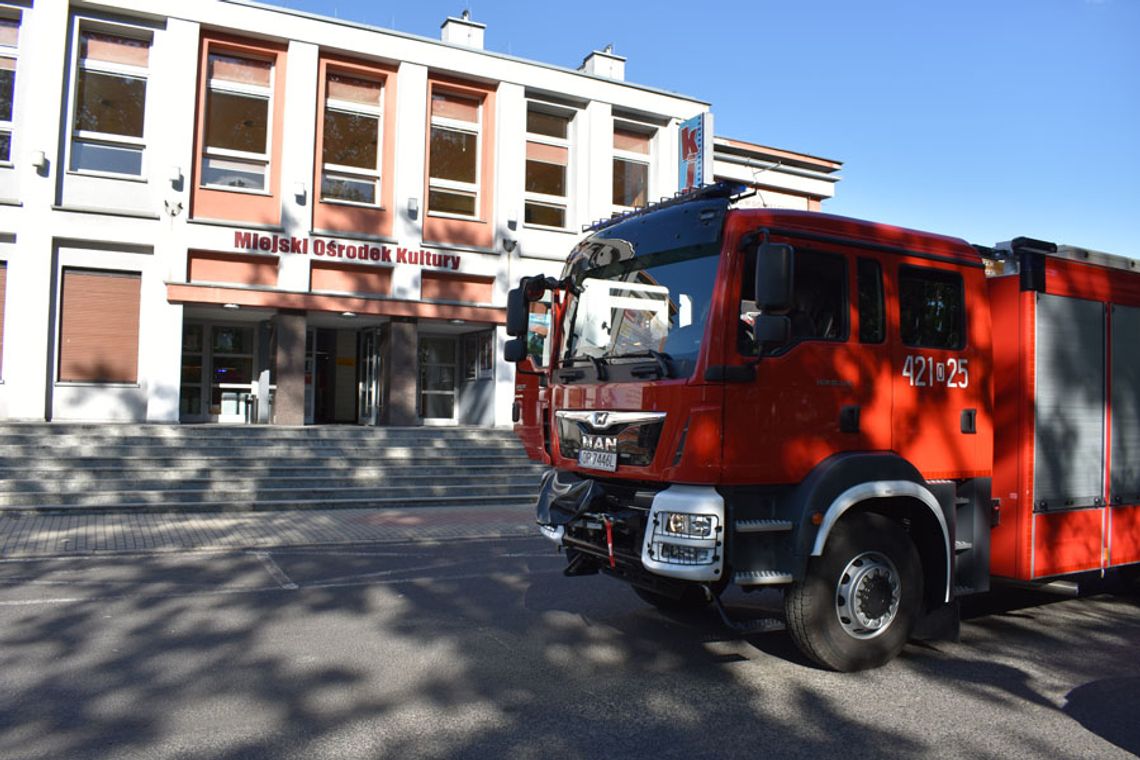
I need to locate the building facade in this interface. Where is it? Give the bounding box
[0,0,840,427]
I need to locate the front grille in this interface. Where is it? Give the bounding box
[557,414,664,467]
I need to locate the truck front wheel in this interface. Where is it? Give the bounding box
[785,512,923,672]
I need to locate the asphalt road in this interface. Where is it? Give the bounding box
[0,535,1137,760]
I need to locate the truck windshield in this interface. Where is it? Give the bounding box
[559,240,722,379]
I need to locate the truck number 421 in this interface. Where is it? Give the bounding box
[902,355,969,388]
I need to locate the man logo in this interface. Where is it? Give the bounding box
[591,411,610,428]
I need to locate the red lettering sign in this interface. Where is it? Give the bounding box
[681,127,699,159]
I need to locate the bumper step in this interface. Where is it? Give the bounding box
[735,519,793,533]
[734,570,794,586]
[708,588,785,635]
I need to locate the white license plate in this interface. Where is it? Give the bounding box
[578,450,617,472]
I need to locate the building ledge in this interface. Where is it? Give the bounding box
[51,204,162,220]
[166,282,505,324]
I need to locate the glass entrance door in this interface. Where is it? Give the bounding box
[210,325,255,423]
[179,322,255,423]
[357,329,382,425]
[418,335,457,424]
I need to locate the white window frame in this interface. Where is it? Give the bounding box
[612,121,654,213]
[67,21,152,180]
[320,71,384,208]
[523,103,574,231]
[427,89,482,221]
[201,50,274,195]
[0,10,21,167]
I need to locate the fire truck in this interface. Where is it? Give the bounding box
[503,183,1140,671]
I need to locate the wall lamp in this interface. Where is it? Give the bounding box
[407,197,419,219]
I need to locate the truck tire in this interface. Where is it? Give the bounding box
[785,512,923,672]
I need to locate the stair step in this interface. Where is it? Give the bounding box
[0,424,544,513]
[3,494,538,514]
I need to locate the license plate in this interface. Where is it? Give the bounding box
[578,450,617,472]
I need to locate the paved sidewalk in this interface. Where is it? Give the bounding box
[0,504,538,558]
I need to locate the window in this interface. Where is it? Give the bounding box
[857,258,885,343]
[739,248,847,356]
[70,28,150,175]
[462,331,494,381]
[525,107,571,228]
[612,126,651,209]
[428,89,481,218]
[0,15,19,163]
[899,266,965,349]
[788,251,847,341]
[201,52,273,191]
[58,269,141,383]
[321,71,383,205]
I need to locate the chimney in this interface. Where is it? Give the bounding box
[579,44,625,81]
[441,10,485,49]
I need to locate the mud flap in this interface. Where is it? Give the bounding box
[911,600,961,642]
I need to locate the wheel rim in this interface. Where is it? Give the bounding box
[834,551,901,640]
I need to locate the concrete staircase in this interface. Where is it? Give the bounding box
[0,424,547,513]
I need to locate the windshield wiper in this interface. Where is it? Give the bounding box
[605,350,673,379]
[560,354,608,381]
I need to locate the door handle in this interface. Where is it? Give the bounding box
[839,405,860,434]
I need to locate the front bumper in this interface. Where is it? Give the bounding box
[536,470,726,583]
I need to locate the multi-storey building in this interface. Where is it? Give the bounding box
[0,0,840,427]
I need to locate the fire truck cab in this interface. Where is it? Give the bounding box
[504,184,1139,671]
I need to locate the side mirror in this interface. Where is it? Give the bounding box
[504,337,528,363]
[506,276,551,336]
[755,242,794,312]
[506,287,528,336]
[753,314,790,353]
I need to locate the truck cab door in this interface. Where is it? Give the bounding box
[721,246,893,484]
[888,260,988,478]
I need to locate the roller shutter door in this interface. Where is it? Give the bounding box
[58,269,141,383]
[1033,293,1105,510]
[0,262,5,376]
[1111,304,1140,503]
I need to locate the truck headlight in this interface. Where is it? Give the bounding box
[662,512,717,539]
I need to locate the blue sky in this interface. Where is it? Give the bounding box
[266,0,1138,256]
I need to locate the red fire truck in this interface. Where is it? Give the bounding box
[503,183,1140,671]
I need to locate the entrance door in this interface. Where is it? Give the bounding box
[418,335,457,425]
[179,322,255,423]
[357,328,382,425]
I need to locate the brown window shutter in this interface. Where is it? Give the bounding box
[58,269,141,383]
